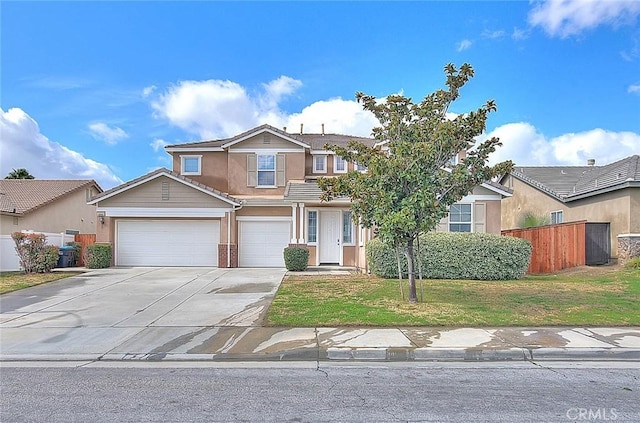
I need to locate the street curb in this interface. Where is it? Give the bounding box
[3,348,640,363]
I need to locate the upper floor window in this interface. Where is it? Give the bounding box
[551,210,563,225]
[354,162,367,172]
[334,156,347,173]
[257,154,276,187]
[181,155,202,175]
[313,155,327,173]
[449,203,472,232]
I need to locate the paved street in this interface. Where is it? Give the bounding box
[1,362,639,422]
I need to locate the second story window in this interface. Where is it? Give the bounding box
[334,156,347,173]
[257,155,276,186]
[181,155,202,175]
[313,155,327,173]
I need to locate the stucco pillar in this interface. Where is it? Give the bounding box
[291,203,298,244]
[298,203,305,243]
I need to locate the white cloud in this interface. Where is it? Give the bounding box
[528,0,640,38]
[88,122,128,145]
[482,29,506,39]
[512,27,529,41]
[628,84,640,94]
[150,76,378,139]
[456,39,472,52]
[0,108,123,189]
[142,85,156,98]
[150,138,169,152]
[479,122,640,167]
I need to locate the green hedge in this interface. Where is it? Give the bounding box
[85,244,112,269]
[366,233,532,280]
[283,246,309,271]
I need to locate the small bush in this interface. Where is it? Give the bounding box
[85,244,112,269]
[11,232,59,273]
[284,246,309,271]
[624,257,640,270]
[366,232,532,280]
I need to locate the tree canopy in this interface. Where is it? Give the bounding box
[5,168,35,179]
[318,63,513,302]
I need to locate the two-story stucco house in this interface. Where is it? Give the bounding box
[89,124,511,269]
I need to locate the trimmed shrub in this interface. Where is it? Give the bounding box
[85,244,112,269]
[366,232,532,280]
[11,232,59,273]
[284,246,310,271]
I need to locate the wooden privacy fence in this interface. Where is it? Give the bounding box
[74,234,96,267]
[502,221,586,274]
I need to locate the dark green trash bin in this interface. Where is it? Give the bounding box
[57,246,76,268]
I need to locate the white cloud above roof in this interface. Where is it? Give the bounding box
[456,39,472,52]
[88,122,129,145]
[150,77,378,139]
[528,0,640,38]
[0,107,123,189]
[479,122,640,167]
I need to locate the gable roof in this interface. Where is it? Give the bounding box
[0,179,101,215]
[164,124,377,152]
[508,155,640,202]
[88,167,241,207]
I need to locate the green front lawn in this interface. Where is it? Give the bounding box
[0,272,82,295]
[266,266,640,327]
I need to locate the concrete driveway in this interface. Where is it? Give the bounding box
[0,267,287,360]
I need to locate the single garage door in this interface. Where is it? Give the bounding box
[116,220,219,266]
[239,219,290,267]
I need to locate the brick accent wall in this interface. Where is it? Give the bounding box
[218,244,238,268]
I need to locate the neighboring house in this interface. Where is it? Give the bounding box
[89,124,511,269]
[0,179,103,270]
[500,155,640,259]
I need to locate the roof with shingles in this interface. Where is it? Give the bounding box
[509,155,640,202]
[89,167,240,205]
[164,124,376,150]
[0,179,101,215]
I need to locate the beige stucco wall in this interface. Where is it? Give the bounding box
[1,188,98,235]
[97,176,232,208]
[306,154,357,177]
[502,176,636,257]
[173,152,229,193]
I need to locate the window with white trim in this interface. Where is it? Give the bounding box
[551,210,563,225]
[334,156,347,173]
[343,211,354,244]
[449,203,472,232]
[354,162,367,172]
[181,155,202,175]
[307,210,318,243]
[313,155,327,173]
[257,154,276,187]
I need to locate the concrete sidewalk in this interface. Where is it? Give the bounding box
[2,326,639,363]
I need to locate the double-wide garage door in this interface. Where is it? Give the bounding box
[238,219,290,267]
[116,220,219,266]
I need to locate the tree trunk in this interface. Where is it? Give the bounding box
[405,238,418,302]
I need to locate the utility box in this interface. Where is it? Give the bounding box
[57,246,76,268]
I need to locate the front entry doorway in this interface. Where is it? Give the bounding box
[319,210,341,264]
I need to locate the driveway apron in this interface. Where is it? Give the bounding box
[0,267,286,360]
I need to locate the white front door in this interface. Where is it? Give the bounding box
[319,210,341,264]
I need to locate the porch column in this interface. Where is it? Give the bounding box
[291,203,298,244]
[298,203,305,243]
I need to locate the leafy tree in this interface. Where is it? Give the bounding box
[319,63,513,302]
[5,168,34,179]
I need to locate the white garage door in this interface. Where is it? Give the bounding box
[116,220,219,266]
[239,219,290,267]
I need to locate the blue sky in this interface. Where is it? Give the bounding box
[1,1,639,190]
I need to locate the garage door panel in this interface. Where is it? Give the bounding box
[117,220,219,267]
[239,220,290,267]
